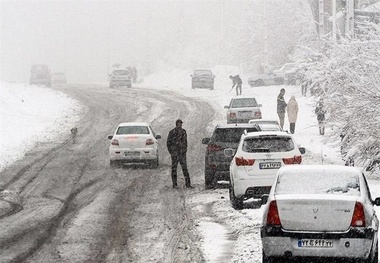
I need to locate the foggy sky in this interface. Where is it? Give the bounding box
[1,0,235,83]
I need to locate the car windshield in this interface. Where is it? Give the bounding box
[242,136,294,152]
[194,70,212,76]
[275,171,360,196]
[116,126,149,135]
[214,127,258,143]
[231,98,257,108]
[113,70,129,76]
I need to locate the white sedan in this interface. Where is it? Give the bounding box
[108,122,161,168]
[261,165,380,263]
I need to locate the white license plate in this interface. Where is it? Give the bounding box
[125,151,140,157]
[239,112,252,118]
[298,239,333,248]
[259,162,281,169]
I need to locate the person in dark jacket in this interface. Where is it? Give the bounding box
[277,88,287,130]
[315,98,326,135]
[166,119,193,189]
[229,75,242,96]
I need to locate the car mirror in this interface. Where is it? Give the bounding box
[202,138,210,144]
[299,147,306,154]
[224,148,235,157]
[108,135,113,140]
[224,105,229,109]
[258,104,262,107]
[261,194,269,205]
[373,197,380,206]
[155,134,161,139]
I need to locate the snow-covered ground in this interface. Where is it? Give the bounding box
[1,68,379,262]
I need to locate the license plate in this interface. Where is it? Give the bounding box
[125,151,140,157]
[239,112,252,118]
[298,239,333,248]
[259,162,281,169]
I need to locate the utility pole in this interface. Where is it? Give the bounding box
[332,0,337,42]
[263,0,268,73]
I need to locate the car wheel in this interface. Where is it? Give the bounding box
[255,79,265,87]
[205,169,216,189]
[262,251,279,263]
[229,186,243,210]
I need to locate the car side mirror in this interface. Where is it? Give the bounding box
[373,197,380,206]
[299,147,306,154]
[108,135,113,140]
[258,104,262,107]
[224,105,229,109]
[224,148,235,157]
[155,134,161,139]
[202,138,210,144]
[261,194,269,205]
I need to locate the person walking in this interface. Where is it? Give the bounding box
[229,75,242,96]
[315,98,326,135]
[166,119,194,189]
[286,95,299,134]
[277,88,287,130]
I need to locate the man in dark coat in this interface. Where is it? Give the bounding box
[277,88,287,130]
[315,98,326,135]
[166,119,193,189]
[229,75,242,96]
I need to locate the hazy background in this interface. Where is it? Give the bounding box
[0,0,315,83]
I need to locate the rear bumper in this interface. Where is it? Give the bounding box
[233,174,276,198]
[109,148,157,162]
[261,226,375,259]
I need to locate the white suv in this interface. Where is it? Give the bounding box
[225,131,305,209]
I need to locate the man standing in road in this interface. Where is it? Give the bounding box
[229,75,242,96]
[167,119,194,189]
[277,88,287,130]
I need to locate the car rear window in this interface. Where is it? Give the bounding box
[231,98,258,108]
[213,127,258,143]
[194,70,212,76]
[242,136,294,152]
[117,126,149,135]
[114,70,129,76]
[275,171,360,196]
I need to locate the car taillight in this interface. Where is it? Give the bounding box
[235,156,255,166]
[229,113,236,118]
[146,139,154,145]
[255,111,262,118]
[351,202,366,227]
[282,155,302,164]
[207,144,223,152]
[111,139,119,146]
[266,201,282,226]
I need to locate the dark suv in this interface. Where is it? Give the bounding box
[202,123,260,189]
[191,69,215,90]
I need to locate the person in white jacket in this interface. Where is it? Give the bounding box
[287,95,299,134]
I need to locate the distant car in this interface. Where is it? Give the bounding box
[248,119,282,131]
[51,72,67,85]
[108,122,161,168]
[191,69,215,90]
[248,71,284,87]
[272,63,300,85]
[30,64,51,87]
[225,96,262,124]
[109,69,132,88]
[224,131,305,209]
[261,165,380,263]
[201,123,261,189]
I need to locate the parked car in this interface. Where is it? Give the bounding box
[201,123,261,189]
[272,63,300,85]
[261,165,380,263]
[225,96,262,124]
[248,119,282,131]
[248,71,284,87]
[30,64,51,87]
[109,68,132,88]
[191,69,215,90]
[224,131,305,209]
[51,72,67,85]
[108,122,161,168]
